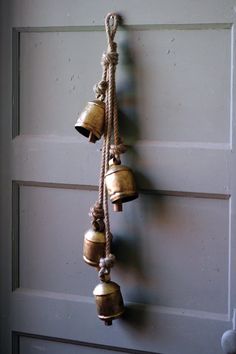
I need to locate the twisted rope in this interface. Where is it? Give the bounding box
[99,13,120,279]
[89,13,121,280]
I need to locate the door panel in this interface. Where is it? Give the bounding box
[16,183,229,309]
[19,28,231,142]
[17,335,131,354]
[1,1,236,354]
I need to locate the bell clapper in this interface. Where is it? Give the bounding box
[89,131,96,143]
[105,319,112,326]
[113,202,122,212]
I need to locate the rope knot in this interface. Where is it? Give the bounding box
[89,202,104,219]
[93,80,108,101]
[99,253,115,279]
[89,202,105,231]
[101,51,119,67]
[110,143,127,158]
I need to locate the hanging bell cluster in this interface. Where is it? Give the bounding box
[75,13,138,325]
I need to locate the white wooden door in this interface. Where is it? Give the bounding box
[1,1,236,353]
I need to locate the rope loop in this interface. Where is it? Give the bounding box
[105,13,119,45]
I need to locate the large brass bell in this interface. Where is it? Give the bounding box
[83,229,106,267]
[105,161,138,211]
[93,281,125,325]
[75,100,105,143]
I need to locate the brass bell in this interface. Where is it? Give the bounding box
[75,100,105,143]
[105,162,138,212]
[93,281,125,325]
[83,229,106,267]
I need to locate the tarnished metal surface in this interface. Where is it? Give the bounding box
[93,281,124,325]
[83,229,106,267]
[105,163,138,210]
[75,100,105,143]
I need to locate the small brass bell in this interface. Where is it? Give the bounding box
[75,100,105,143]
[105,162,138,211]
[93,281,125,325]
[83,229,106,267]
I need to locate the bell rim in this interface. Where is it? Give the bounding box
[98,309,125,321]
[110,191,139,204]
[83,255,99,267]
[75,122,101,140]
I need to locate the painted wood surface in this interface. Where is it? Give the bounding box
[1,1,236,353]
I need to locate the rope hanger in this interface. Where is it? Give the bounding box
[92,13,126,280]
[75,12,138,325]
